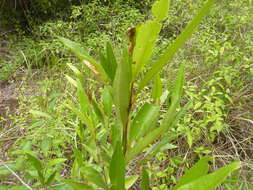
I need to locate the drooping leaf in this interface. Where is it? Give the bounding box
[138,0,215,92]
[141,169,149,190]
[129,103,159,146]
[125,175,139,189]
[58,36,107,81]
[173,157,212,190]
[176,162,240,190]
[109,142,125,190]
[132,21,162,78]
[81,167,107,189]
[152,0,170,22]
[67,63,83,82]
[65,75,78,88]
[113,49,132,126]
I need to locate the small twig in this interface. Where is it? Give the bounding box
[0,160,33,190]
[234,117,253,126]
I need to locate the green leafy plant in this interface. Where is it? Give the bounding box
[25,153,66,189]
[57,0,240,189]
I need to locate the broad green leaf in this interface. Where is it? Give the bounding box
[141,169,149,190]
[176,162,240,190]
[113,49,132,126]
[129,103,159,145]
[109,142,125,190]
[81,167,107,189]
[138,0,214,92]
[133,21,161,78]
[63,180,94,190]
[46,171,57,186]
[102,86,113,116]
[29,110,52,119]
[26,153,44,184]
[58,36,107,81]
[125,175,138,189]
[152,0,170,22]
[151,74,162,104]
[173,157,212,190]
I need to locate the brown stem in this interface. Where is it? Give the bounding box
[123,82,134,155]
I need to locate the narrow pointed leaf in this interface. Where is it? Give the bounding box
[106,42,117,81]
[109,142,125,190]
[125,175,139,189]
[176,162,240,190]
[65,75,78,88]
[173,157,212,190]
[151,74,162,104]
[133,21,162,78]
[58,36,107,81]
[138,0,214,92]
[129,103,159,145]
[152,0,170,22]
[144,132,178,159]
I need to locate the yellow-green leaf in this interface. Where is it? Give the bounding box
[152,0,170,22]
[133,21,161,78]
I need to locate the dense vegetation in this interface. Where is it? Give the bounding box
[0,0,252,189]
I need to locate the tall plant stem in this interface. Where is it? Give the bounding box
[123,82,134,155]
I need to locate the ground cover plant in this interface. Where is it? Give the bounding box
[0,0,252,189]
